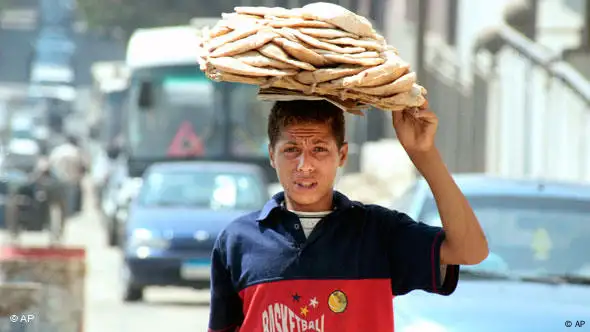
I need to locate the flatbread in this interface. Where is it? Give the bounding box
[283,27,366,54]
[351,72,417,96]
[273,37,327,67]
[322,53,385,66]
[233,51,297,69]
[209,57,298,77]
[342,51,409,87]
[206,25,261,51]
[258,43,316,71]
[295,65,365,85]
[210,29,277,58]
[267,18,337,29]
[209,71,269,85]
[297,28,357,39]
[382,84,427,107]
[299,2,376,38]
[234,6,300,18]
[319,37,385,52]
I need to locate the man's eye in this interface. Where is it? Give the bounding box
[285,147,298,153]
[314,147,328,152]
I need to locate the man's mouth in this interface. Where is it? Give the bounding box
[294,181,318,190]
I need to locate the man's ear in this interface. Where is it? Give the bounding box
[338,142,348,167]
[268,144,276,168]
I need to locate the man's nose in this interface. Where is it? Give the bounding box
[296,152,314,172]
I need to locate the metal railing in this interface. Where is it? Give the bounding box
[422,23,590,183]
[475,24,590,183]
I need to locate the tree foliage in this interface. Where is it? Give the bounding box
[75,0,357,38]
[76,0,241,36]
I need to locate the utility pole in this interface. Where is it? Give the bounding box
[584,0,590,50]
[415,0,429,88]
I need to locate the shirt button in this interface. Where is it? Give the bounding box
[294,224,300,230]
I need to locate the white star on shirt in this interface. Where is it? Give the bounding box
[309,297,319,308]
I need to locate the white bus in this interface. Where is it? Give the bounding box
[124,23,273,179]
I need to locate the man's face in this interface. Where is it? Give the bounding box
[269,121,348,211]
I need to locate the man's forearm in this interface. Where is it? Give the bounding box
[409,148,488,265]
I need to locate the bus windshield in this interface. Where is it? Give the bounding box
[128,65,218,159]
[127,65,269,160]
[227,83,270,157]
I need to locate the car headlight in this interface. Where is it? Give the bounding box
[399,321,448,332]
[128,228,169,249]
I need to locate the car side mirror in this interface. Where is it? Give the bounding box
[138,81,154,110]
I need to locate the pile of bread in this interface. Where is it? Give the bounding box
[196,2,427,114]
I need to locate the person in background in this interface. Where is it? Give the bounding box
[31,155,66,243]
[48,135,88,218]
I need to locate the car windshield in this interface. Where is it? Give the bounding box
[11,128,33,140]
[137,169,266,210]
[419,196,590,280]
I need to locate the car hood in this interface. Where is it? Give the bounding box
[394,280,590,332]
[128,207,247,236]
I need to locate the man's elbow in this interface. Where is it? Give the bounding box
[462,239,489,265]
[443,238,489,265]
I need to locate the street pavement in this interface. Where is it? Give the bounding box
[0,179,212,332]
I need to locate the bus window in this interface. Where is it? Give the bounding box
[127,65,219,159]
[228,83,271,157]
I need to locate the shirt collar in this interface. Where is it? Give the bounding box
[256,190,355,222]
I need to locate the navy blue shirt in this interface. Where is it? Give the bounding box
[209,191,460,332]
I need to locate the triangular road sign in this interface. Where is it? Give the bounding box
[167,121,205,157]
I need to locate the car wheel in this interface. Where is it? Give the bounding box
[107,217,118,247]
[121,262,143,302]
[123,284,144,302]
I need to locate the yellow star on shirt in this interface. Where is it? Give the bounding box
[309,297,319,308]
[300,306,309,317]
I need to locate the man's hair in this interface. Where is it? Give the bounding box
[267,100,346,148]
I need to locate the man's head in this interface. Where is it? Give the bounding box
[267,100,348,211]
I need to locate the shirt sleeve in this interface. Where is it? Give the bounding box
[376,206,460,296]
[208,233,244,332]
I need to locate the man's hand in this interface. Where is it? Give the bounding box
[392,108,438,155]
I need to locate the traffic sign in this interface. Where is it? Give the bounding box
[167,121,204,157]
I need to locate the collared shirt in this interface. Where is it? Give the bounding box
[208,191,460,332]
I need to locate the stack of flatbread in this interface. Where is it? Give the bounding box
[196,2,427,114]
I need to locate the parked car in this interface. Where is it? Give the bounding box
[4,116,41,173]
[110,176,142,248]
[99,159,132,247]
[121,161,269,302]
[392,174,590,332]
[0,168,30,229]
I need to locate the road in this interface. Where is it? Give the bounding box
[0,179,212,332]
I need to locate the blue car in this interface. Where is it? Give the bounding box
[392,174,590,332]
[121,161,269,302]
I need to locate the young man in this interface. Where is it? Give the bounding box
[208,100,488,332]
